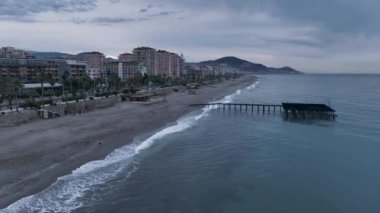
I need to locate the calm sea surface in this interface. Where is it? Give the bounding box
[4,75,380,213]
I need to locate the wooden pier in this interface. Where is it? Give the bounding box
[190,103,283,114]
[189,102,337,120]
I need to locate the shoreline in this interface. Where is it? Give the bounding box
[0,75,257,209]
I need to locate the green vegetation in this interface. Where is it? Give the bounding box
[0,77,23,111]
[0,72,241,111]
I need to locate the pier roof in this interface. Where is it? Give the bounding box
[282,103,335,112]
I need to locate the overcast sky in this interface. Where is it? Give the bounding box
[1,0,379,73]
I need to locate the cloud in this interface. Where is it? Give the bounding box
[72,17,136,25]
[148,11,181,17]
[0,0,98,16]
[1,0,380,73]
[70,10,181,25]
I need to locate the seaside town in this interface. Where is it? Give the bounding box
[0,46,240,123]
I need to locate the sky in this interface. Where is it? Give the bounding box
[1,0,379,73]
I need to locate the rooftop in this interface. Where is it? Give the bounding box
[282,103,335,112]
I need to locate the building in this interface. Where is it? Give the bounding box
[132,47,158,75]
[156,50,182,78]
[170,53,181,78]
[157,50,171,77]
[104,62,119,79]
[118,53,135,63]
[121,62,140,80]
[138,62,148,76]
[77,52,105,80]
[63,60,88,79]
[0,58,88,84]
[0,58,63,83]
[104,61,140,82]
[0,46,34,59]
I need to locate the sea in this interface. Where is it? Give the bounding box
[3,74,380,213]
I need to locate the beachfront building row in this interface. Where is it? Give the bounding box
[0,58,87,83]
[0,46,185,84]
[74,47,184,81]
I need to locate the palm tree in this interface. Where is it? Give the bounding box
[94,77,102,94]
[61,71,69,99]
[12,78,23,112]
[0,77,23,112]
[38,66,47,108]
[46,73,56,102]
[0,77,8,111]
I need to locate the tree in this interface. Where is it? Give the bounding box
[13,78,23,112]
[107,74,122,91]
[0,77,23,112]
[94,77,102,93]
[28,89,39,103]
[38,66,47,108]
[61,71,70,99]
[46,73,56,102]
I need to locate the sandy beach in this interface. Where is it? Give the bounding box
[0,75,256,208]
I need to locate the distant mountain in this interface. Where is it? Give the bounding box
[28,51,74,59]
[198,56,302,74]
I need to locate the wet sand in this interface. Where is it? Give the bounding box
[0,75,256,208]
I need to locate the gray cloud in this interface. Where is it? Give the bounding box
[72,17,136,25]
[71,9,180,25]
[152,0,380,36]
[139,4,161,13]
[1,0,380,73]
[0,0,98,16]
[148,11,176,17]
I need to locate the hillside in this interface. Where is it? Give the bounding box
[28,51,74,59]
[199,56,302,74]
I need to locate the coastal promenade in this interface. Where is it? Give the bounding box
[0,75,257,208]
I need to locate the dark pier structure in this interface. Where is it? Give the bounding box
[190,102,337,120]
[282,103,336,120]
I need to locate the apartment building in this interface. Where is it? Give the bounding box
[0,58,87,83]
[132,47,158,75]
[118,53,135,63]
[104,61,140,81]
[77,51,105,80]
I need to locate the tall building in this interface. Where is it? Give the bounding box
[157,50,171,77]
[170,53,181,78]
[77,51,105,80]
[132,47,158,75]
[118,53,135,63]
[156,50,183,78]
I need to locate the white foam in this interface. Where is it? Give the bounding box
[2,80,260,213]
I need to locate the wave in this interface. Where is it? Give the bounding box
[2,81,260,213]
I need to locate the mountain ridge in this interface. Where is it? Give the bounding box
[198,56,302,74]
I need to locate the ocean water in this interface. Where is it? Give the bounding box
[3,74,380,213]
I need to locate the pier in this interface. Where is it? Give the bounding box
[190,103,337,120]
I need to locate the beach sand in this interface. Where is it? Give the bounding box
[0,75,256,208]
